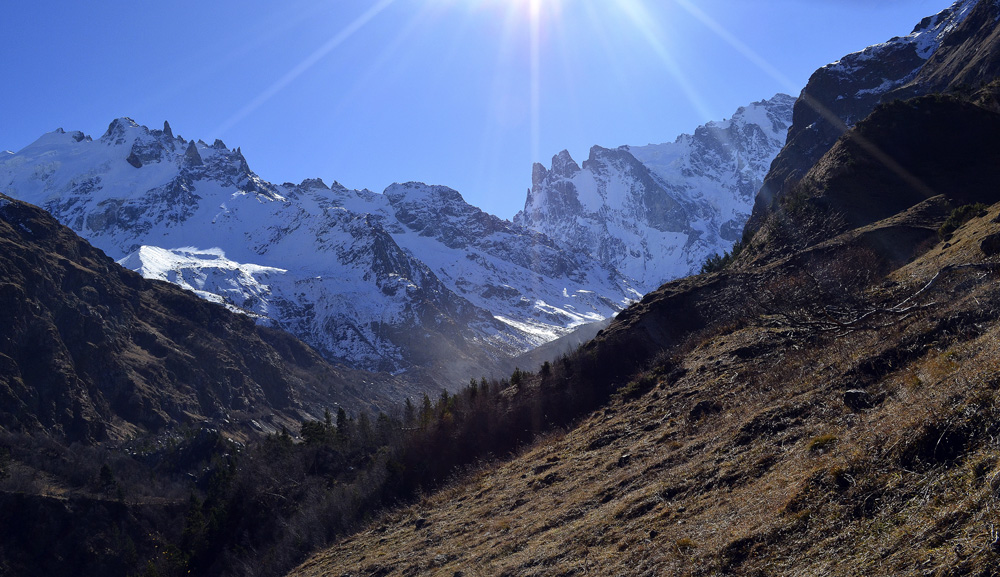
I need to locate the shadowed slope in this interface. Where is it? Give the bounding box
[0,194,403,442]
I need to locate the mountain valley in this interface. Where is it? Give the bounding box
[4,0,1000,576]
[0,94,794,397]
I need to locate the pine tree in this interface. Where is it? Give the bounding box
[403,398,416,428]
[336,407,350,440]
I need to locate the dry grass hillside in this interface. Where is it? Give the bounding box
[291,199,1000,576]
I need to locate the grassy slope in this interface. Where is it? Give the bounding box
[290,200,1000,576]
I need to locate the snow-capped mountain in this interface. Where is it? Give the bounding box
[515,94,795,291]
[0,119,636,386]
[750,0,980,227]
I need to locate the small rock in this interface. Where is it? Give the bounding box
[844,389,872,410]
[618,453,632,467]
[538,472,561,486]
[689,400,722,420]
[981,232,1000,256]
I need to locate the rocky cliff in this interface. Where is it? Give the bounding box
[516,94,794,290]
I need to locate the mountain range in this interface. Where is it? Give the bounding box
[0,94,793,393]
[4,0,1000,576]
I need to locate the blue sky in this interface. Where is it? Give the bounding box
[2,0,954,218]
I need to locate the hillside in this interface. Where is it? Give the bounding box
[291,137,1000,577]
[290,3,1000,575]
[0,193,403,442]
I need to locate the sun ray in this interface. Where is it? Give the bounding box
[617,0,715,122]
[673,0,799,94]
[213,0,397,138]
[325,2,441,123]
[673,0,940,206]
[530,0,543,164]
[474,0,527,187]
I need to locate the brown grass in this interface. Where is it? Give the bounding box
[290,202,1000,577]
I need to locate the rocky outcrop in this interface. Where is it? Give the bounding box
[748,0,988,231]
[793,95,1000,231]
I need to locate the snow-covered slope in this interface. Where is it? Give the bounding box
[515,94,795,291]
[0,119,636,385]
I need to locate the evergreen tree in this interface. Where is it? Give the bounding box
[357,412,373,449]
[336,407,350,440]
[420,393,433,428]
[403,398,416,428]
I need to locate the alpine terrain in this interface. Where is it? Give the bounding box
[0,124,637,390]
[3,0,1000,577]
[286,0,1000,576]
[0,94,795,391]
[749,0,983,229]
[516,93,795,290]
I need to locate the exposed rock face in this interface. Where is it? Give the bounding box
[183,139,202,166]
[515,94,795,291]
[748,0,989,231]
[0,193,403,442]
[906,0,1000,94]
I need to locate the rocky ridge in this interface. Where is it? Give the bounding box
[749,0,985,229]
[516,93,795,291]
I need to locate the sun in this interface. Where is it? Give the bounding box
[438,0,563,19]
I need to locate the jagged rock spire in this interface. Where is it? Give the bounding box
[184,140,202,166]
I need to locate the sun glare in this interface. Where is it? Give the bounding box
[438,0,563,20]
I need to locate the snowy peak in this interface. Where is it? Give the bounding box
[516,93,794,290]
[297,177,330,190]
[813,0,977,110]
[827,0,978,68]
[907,0,978,57]
[100,117,145,146]
[549,150,583,179]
